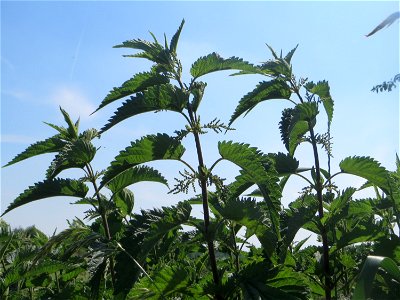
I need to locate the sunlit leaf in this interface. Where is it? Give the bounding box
[190,52,256,79]
[59,107,79,140]
[284,44,299,64]
[305,81,334,125]
[114,37,166,64]
[94,72,169,113]
[170,19,185,55]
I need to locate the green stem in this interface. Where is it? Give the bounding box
[187,106,221,298]
[85,163,116,288]
[209,157,224,173]
[294,172,315,187]
[290,78,332,299]
[178,158,196,174]
[230,223,240,272]
[309,125,332,300]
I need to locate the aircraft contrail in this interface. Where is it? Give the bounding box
[70,26,86,80]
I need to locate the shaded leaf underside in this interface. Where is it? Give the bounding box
[101,133,185,188]
[2,179,89,216]
[3,136,65,167]
[101,84,187,133]
[229,80,292,126]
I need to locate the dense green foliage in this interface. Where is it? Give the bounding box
[2,20,399,299]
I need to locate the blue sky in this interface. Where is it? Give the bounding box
[1,1,399,236]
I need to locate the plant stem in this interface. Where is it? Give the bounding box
[230,223,240,272]
[85,163,116,288]
[309,126,332,300]
[187,106,221,299]
[291,77,332,299]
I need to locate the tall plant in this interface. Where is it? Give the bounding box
[227,44,394,299]
[93,19,261,298]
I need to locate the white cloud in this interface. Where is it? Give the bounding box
[1,90,29,101]
[50,86,96,120]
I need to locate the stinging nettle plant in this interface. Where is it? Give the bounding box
[227,41,397,299]
[2,19,398,300]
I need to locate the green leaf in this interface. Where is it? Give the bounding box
[219,141,282,237]
[94,72,169,113]
[216,197,265,229]
[3,136,65,167]
[101,134,185,187]
[279,108,294,151]
[281,195,318,252]
[59,107,79,139]
[269,152,299,176]
[1,179,89,216]
[331,216,385,252]
[227,171,259,200]
[61,267,86,282]
[46,139,97,179]
[266,44,279,59]
[218,141,269,184]
[101,84,188,133]
[23,261,67,279]
[229,80,292,126]
[190,81,207,112]
[114,188,135,217]
[90,259,107,300]
[260,45,294,78]
[190,52,256,79]
[326,188,357,225]
[114,36,167,65]
[0,233,14,262]
[288,121,308,156]
[169,19,185,55]
[238,262,308,300]
[138,201,192,260]
[127,265,190,299]
[305,81,334,125]
[108,165,168,194]
[288,102,318,155]
[284,44,299,64]
[352,256,400,300]
[340,156,390,192]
